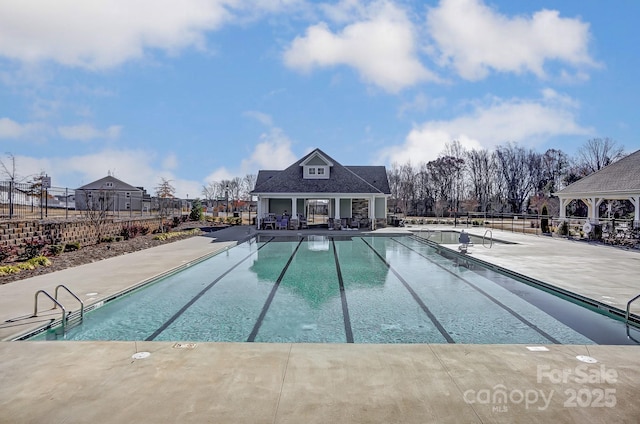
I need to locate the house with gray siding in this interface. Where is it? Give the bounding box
[251,148,390,229]
[75,175,150,213]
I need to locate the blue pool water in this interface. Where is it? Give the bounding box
[31,235,639,344]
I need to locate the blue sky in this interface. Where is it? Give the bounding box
[0,0,638,197]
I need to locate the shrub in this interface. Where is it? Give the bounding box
[172,217,181,228]
[0,245,15,262]
[120,224,141,240]
[101,236,114,243]
[152,228,201,241]
[48,244,64,256]
[189,199,204,221]
[114,236,123,242]
[558,221,569,236]
[540,206,550,233]
[225,217,242,226]
[140,226,150,235]
[25,256,51,267]
[17,262,35,271]
[0,265,19,275]
[64,242,81,252]
[21,238,46,260]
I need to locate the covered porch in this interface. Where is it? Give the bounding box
[255,194,387,230]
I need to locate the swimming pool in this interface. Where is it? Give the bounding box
[30,235,639,344]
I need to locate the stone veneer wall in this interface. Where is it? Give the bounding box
[0,217,163,252]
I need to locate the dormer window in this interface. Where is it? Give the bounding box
[105,182,114,188]
[300,150,333,180]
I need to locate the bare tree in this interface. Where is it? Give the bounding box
[387,163,402,213]
[539,148,570,195]
[156,178,176,231]
[465,148,495,213]
[78,187,114,243]
[494,143,540,213]
[442,140,467,214]
[242,174,257,200]
[414,162,430,216]
[427,156,464,217]
[398,162,416,216]
[577,138,625,174]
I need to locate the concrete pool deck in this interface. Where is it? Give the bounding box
[1,225,639,423]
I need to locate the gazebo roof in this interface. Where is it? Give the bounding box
[556,149,640,197]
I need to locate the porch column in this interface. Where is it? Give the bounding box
[291,197,298,217]
[559,197,570,219]
[580,197,602,223]
[256,197,262,228]
[631,196,640,227]
[334,197,340,219]
[370,196,376,230]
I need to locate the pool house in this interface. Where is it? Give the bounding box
[251,148,391,230]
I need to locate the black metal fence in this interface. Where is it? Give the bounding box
[0,181,187,221]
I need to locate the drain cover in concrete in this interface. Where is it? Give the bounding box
[173,343,197,349]
[132,352,151,359]
[526,346,549,351]
[576,355,598,363]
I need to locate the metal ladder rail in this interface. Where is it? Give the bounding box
[482,229,493,248]
[33,290,68,332]
[626,293,640,323]
[54,284,84,323]
[416,227,431,240]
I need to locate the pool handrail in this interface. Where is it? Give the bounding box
[626,293,640,323]
[482,229,493,248]
[33,290,68,332]
[54,284,84,322]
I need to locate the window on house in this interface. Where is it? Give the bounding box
[105,182,113,188]
[126,192,131,198]
[317,168,325,175]
[309,168,316,175]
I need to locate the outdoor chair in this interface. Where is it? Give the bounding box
[278,216,289,230]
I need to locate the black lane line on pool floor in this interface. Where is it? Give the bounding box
[145,238,274,341]
[361,238,455,344]
[392,237,561,344]
[247,238,305,342]
[331,238,354,343]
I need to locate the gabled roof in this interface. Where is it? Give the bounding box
[76,175,142,192]
[556,149,640,196]
[252,148,390,195]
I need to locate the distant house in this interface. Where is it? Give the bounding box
[75,175,150,213]
[251,148,390,229]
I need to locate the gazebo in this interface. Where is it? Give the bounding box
[555,149,640,226]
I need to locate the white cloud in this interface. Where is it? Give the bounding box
[240,128,297,172]
[244,111,274,127]
[0,0,235,69]
[377,93,592,165]
[284,1,438,92]
[10,148,199,197]
[162,153,179,171]
[426,0,596,80]
[57,124,122,141]
[0,117,45,139]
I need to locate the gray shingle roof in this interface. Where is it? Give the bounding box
[556,149,640,195]
[76,175,141,192]
[252,148,390,195]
